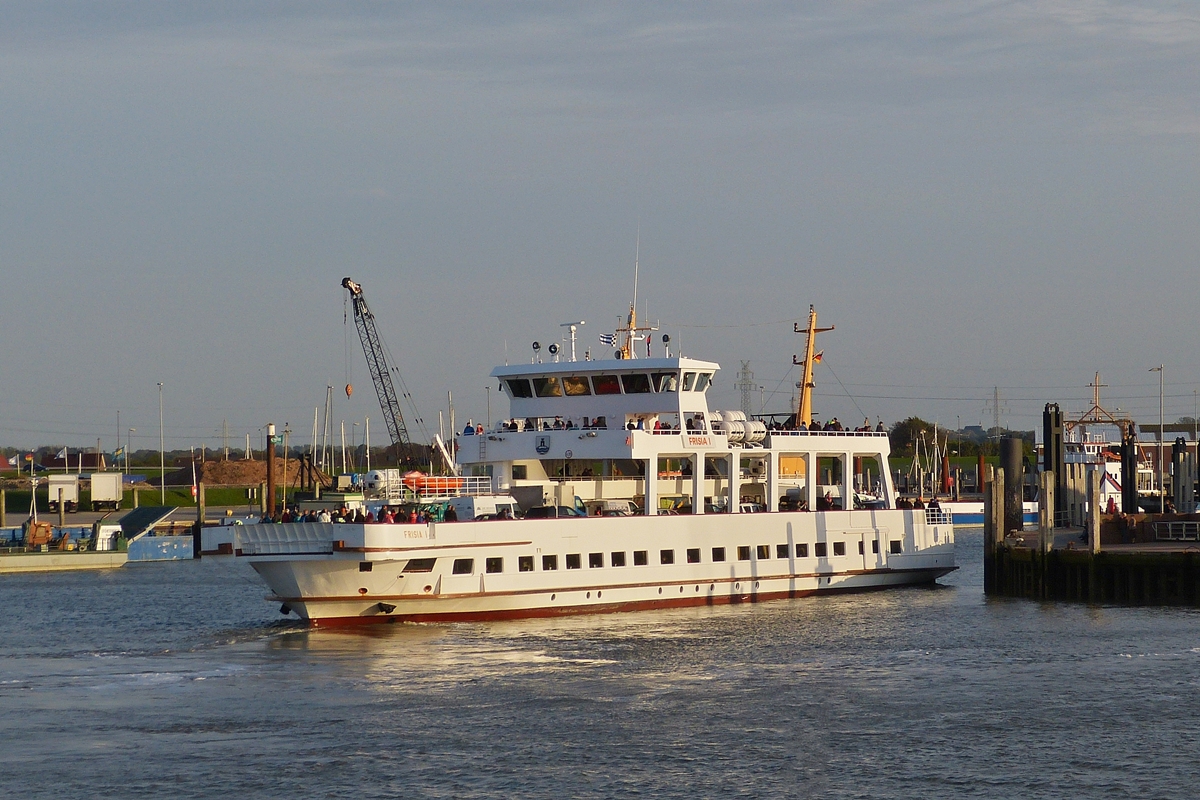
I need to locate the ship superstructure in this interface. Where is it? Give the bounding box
[237,308,956,624]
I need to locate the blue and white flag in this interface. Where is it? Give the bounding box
[56,447,67,460]
[598,333,616,347]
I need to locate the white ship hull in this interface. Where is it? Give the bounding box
[240,509,955,625]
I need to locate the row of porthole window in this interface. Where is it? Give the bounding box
[394,539,904,576]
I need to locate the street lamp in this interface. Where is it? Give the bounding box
[1150,366,1163,505]
[158,382,165,504]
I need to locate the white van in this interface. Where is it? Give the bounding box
[446,494,521,521]
[583,499,638,516]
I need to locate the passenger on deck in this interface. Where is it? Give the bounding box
[476,423,483,435]
[896,497,912,509]
[444,505,458,522]
[810,420,822,432]
[927,497,941,510]
[876,420,886,432]
[627,420,636,430]
[912,497,925,509]
[463,422,475,435]
[831,418,844,431]
[525,417,537,431]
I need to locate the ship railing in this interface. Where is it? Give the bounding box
[377,475,494,502]
[924,508,953,526]
[1153,521,1200,542]
[768,430,888,438]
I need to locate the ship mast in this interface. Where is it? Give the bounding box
[792,305,834,427]
[616,231,658,358]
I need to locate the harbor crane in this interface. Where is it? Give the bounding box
[341,277,419,466]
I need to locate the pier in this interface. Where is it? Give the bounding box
[984,468,1200,605]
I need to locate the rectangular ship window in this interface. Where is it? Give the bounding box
[452,558,474,575]
[652,372,678,392]
[566,553,581,569]
[543,554,558,570]
[737,546,751,561]
[402,558,436,573]
[712,547,726,562]
[589,552,604,568]
[620,373,651,394]
[505,379,533,398]
[533,377,563,397]
[833,542,846,556]
[890,541,902,554]
[518,556,534,572]
[795,543,808,558]
[872,540,879,554]
[776,544,789,559]
[485,557,503,574]
[660,549,675,565]
[359,562,373,572]
[814,543,827,558]
[634,550,648,566]
[512,464,527,480]
[686,548,700,564]
[858,541,864,555]
[592,375,622,395]
[561,376,592,396]
[756,545,770,560]
[611,551,626,567]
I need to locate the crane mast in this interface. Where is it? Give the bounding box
[341,277,416,465]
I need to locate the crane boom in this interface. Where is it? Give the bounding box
[341,277,416,465]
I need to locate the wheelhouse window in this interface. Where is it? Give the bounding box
[694,373,713,392]
[562,376,591,396]
[682,372,697,391]
[452,558,474,575]
[533,377,562,397]
[652,372,678,392]
[621,373,651,394]
[592,374,621,395]
[506,379,534,398]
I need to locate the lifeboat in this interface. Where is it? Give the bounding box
[401,471,465,493]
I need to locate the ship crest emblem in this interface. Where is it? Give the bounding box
[535,435,551,455]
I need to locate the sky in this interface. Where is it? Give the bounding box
[2,1,1199,454]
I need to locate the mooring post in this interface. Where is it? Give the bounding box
[132,486,139,509]
[1088,469,1101,555]
[1039,471,1055,554]
[58,488,65,528]
[259,482,267,515]
[194,481,206,559]
[1,488,6,528]
[1001,437,1024,537]
[984,469,1005,594]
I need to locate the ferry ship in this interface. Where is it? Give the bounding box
[237,306,956,624]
